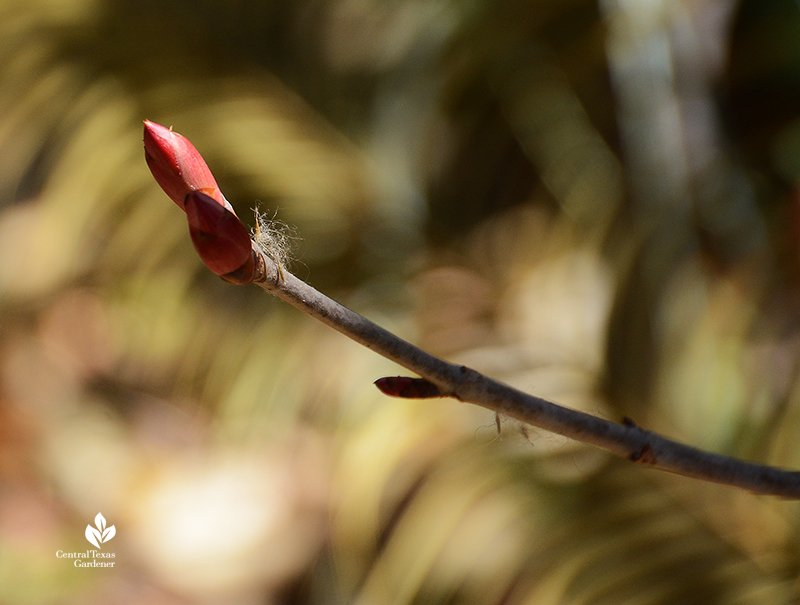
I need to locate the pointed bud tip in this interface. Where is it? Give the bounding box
[142,120,179,170]
[143,119,171,138]
[143,120,233,213]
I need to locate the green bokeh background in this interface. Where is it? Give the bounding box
[2,0,800,603]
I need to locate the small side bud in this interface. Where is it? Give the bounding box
[374,376,444,398]
[185,191,256,284]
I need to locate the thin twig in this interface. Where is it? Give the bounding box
[251,250,800,498]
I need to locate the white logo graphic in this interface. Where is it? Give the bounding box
[85,513,116,548]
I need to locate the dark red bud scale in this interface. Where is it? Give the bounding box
[185,191,256,284]
[374,376,444,398]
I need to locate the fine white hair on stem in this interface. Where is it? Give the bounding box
[251,205,298,271]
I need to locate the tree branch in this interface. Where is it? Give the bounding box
[142,120,800,497]
[252,250,800,498]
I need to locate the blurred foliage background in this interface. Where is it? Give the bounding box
[2,0,800,602]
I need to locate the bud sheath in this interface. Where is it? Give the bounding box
[185,191,256,284]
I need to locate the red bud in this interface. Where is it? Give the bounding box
[185,191,256,284]
[374,376,443,398]
[143,120,234,214]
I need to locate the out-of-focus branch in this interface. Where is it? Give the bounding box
[252,249,800,498]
